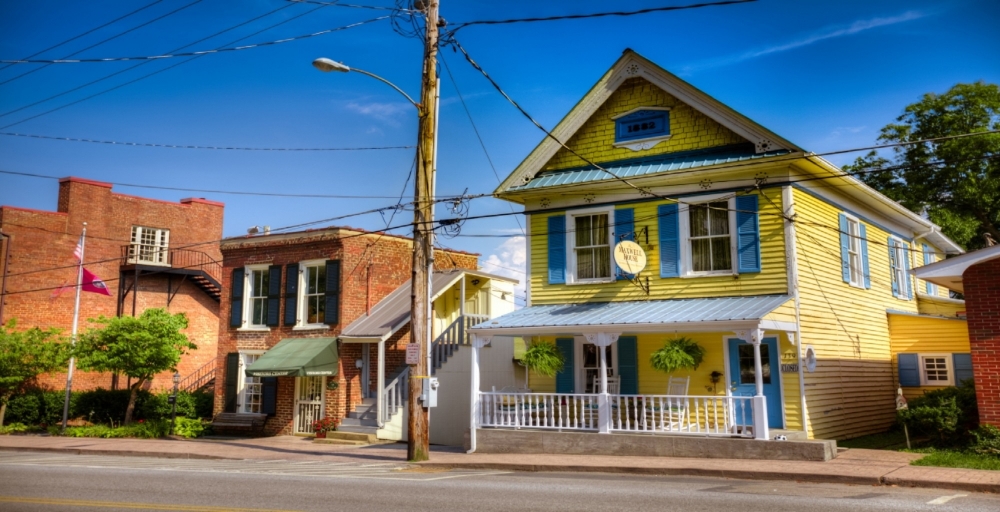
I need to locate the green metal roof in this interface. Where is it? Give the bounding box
[510,144,790,191]
[245,337,338,377]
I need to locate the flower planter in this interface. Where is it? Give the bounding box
[315,431,327,439]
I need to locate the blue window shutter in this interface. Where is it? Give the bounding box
[614,208,635,280]
[324,260,340,325]
[953,353,973,386]
[284,264,298,326]
[229,268,244,328]
[888,238,900,297]
[547,215,567,284]
[617,336,638,395]
[555,338,575,393]
[658,203,680,278]
[923,244,934,294]
[266,265,282,327]
[839,214,850,283]
[735,195,761,273]
[859,224,871,289]
[901,242,912,299]
[898,353,919,387]
[261,377,278,415]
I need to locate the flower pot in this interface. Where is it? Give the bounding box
[315,431,326,439]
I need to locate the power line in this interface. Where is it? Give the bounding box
[0,0,165,73]
[0,131,414,151]
[0,0,204,85]
[445,0,756,35]
[0,15,391,65]
[285,0,405,11]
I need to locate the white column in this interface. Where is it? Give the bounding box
[585,332,619,434]
[468,333,490,453]
[376,340,386,427]
[750,328,768,440]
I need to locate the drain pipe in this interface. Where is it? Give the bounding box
[0,229,9,324]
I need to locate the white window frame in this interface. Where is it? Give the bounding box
[922,246,937,296]
[129,226,170,266]
[242,264,271,330]
[678,195,738,277]
[844,215,864,288]
[889,236,910,299]
[565,206,615,285]
[574,337,618,394]
[919,353,953,386]
[238,350,265,414]
[297,259,328,329]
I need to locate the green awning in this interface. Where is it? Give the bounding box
[245,337,339,377]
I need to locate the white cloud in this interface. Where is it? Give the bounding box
[684,11,927,72]
[481,236,526,307]
[345,100,411,127]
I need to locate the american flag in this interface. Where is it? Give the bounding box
[73,235,83,261]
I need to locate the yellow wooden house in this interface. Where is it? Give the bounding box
[466,49,970,445]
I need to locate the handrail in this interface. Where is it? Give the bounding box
[119,244,222,282]
[179,359,217,392]
[431,314,491,374]
[380,365,409,427]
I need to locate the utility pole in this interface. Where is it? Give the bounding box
[407,0,439,462]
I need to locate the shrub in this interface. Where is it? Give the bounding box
[969,425,1000,457]
[5,390,71,426]
[650,337,706,374]
[75,388,152,425]
[173,417,210,439]
[54,419,170,439]
[898,380,978,444]
[137,390,213,420]
[0,422,31,434]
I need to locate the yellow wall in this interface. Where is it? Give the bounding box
[888,313,970,400]
[528,188,787,305]
[544,77,747,171]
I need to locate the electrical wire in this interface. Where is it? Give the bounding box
[285,0,406,11]
[0,131,414,151]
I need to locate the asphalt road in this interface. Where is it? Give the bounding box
[1,451,998,511]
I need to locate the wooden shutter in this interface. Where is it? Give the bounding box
[839,214,851,283]
[898,353,919,387]
[261,377,278,415]
[617,336,638,395]
[324,259,341,325]
[923,244,934,294]
[265,265,282,327]
[224,353,239,413]
[284,264,298,326]
[229,268,244,328]
[953,353,973,386]
[547,215,566,284]
[658,203,679,278]
[614,208,635,280]
[555,338,575,393]
[888,238,900,296]
[901,242,912,299]
[859,224,871,289]
[735,195,761,273]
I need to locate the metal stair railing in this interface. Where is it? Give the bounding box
[180,359,217,392]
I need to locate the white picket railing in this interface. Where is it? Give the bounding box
[380,366,409,427]
[477,392,756,438]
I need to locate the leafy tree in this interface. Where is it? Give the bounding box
[76,309,195,424]
[0,319,70,426]
[844,82,1000,250]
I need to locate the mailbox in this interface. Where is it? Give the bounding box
[421,377,439,408]
[167,395,177,405]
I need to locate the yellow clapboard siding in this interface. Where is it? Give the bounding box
[764,298,797,324]
[528,188,787,304]
[916,295,965,318]
[544,77,748,171]
[888,313,970,400]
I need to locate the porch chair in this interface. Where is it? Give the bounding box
[592,375,620,394]
[646,376,691,432]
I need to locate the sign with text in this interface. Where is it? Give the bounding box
[780,363,799,373]
[406,343,420,365]
[613,240,647,275]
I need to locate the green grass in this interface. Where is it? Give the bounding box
[838,430,914,450]
[911,450,1000,471]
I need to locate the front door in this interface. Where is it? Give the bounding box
[727,337,782,428]
[294,376,325,435]
[578,341,615,393]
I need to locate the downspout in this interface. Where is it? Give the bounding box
[0,230,9,324]
[782,186,810,437]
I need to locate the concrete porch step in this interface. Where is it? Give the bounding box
[340,417,377,428]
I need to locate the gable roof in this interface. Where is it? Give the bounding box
[496,49,804,194]
[911,244,1000,293]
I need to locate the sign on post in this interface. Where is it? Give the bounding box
[406,343,420,365]
[613,240,647,275]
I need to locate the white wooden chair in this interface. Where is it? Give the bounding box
[592,375,620,394]
[645,376,691,432]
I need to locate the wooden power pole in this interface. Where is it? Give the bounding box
[407,0,439,462]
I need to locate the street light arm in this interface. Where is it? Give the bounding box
[351,67,420,110]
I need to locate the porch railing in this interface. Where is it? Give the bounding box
[477,391,756,438]
[380,366,409,427]
[431,313,490,374]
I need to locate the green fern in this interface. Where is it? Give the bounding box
[522,342,565,377]
[649,337,706,374]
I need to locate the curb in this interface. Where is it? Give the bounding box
[0,446,236,460]
[880,474,1000,494]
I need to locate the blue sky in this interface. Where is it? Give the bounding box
[1,0,998,304]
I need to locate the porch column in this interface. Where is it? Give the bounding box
[750,329,769,440]
[584,332,619,434]
[376,340,386,427]
[468,333,491,453]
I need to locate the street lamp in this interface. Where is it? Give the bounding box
[313,46,440,461]
[170,371,180,436]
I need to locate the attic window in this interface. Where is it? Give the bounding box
[613,108,671,151]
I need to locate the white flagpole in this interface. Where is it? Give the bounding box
[61,222,86,432]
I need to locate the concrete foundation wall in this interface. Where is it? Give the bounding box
[474,428,836,461]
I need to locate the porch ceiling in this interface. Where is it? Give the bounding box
[468,295,793,335]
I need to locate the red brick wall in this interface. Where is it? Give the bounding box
[0,177,224,392]
[213,228,477,435]
[965,257,1000,427]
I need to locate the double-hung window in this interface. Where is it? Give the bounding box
[920,354,952,386]
[245,265,271,328]
[688,201,732,273]
[569,210,612,282]
[846,218,863,287]
[299,261,327,327]
[129,226,169,265]
[889,238,910,299]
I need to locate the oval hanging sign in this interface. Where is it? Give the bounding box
[613,240,647,275]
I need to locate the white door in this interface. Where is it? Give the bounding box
[294,376,325,434]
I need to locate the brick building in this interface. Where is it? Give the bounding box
[0,177,224,392]
[213,226,482,436]
[913,244,1000,426]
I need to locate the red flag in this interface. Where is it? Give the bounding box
[82,268,112,296]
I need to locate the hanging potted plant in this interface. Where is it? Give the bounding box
[649,336,706,374]
[520,341,565,390]
[312,417,339,438]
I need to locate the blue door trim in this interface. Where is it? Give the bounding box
[727,337,783,429]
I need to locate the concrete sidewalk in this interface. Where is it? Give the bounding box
[1,434,998,494]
